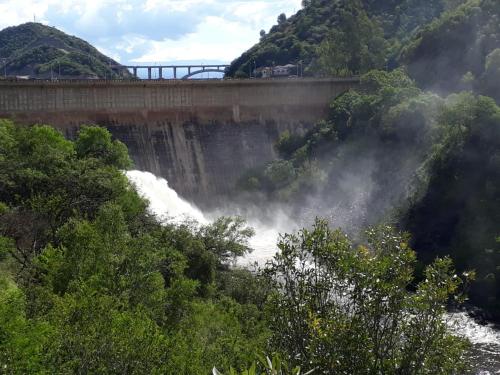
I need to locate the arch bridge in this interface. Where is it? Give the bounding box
[111,64,229,80]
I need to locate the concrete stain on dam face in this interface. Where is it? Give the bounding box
[0,78,359,206]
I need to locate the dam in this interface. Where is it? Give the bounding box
[0,78,359,205]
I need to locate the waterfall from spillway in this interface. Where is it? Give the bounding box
[125,170,283,265]
[126,170,208,225]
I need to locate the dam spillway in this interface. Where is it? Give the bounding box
[0,78,359,205]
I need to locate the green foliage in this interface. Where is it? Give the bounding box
[401,0,500,92]
[0,276,52,374]
[404,93,500,318]
[45,290,169,374]
[75,126,132,169]
[314,1,388,76]
[37,203,166,314]
[200,217,255,262]
[0,122,137,274]
[264,160,297,189]
[226,0,449,77]
[482,48,500,101]
[266,219,470,374]
[0,235,14,262]
[214,353,314,375]
[169,299,269,374]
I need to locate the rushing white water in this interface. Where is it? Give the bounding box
[126,170,208,225]
[126,170,285,265]
[448,313,500,346]
[126,169,500,373]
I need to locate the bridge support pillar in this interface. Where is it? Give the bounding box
[133,67,137,78]
[148,67,152,80]
[159,67,162,79]
[173,67,177,79]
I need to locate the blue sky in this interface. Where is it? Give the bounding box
[0,0,302,64]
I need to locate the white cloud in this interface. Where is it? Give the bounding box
[0,0,303,63]
[134,15,257,62]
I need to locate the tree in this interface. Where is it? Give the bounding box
[405,93,500,320]
[277,13,287,25]
[0,276,52,373]
[266,219,470,374]
[482,48,500,101]
[45,290,170,374]
[75,126,132,169]
[315,1,387,76]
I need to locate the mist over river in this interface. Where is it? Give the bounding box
[126,170,500,374]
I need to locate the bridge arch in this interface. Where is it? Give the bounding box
[182,69,225,80]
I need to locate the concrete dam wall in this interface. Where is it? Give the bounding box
[0,78,359,205]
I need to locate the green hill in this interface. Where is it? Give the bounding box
[226,0,462,78]
[0,23,129,79]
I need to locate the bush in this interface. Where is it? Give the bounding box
[266,219,470,374]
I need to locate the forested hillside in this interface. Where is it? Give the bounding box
[0,23,128,79]
[226,0,465,78]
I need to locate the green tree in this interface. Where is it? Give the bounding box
[315,1,388,76]
[0,276,52,374]
[482,48,500,101]
[45,289,169,374]
[277,13,287,25]
[405,93,500,319]
[266,219,470,374]
[75,126,132,169]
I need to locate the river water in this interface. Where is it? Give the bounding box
[126,170,500,374]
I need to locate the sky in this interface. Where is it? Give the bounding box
[0,0,302,65]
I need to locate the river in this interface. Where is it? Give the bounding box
[126,170,500,374]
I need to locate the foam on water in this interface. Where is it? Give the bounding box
[448,312,500,347]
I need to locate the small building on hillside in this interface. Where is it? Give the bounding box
[254,64,298,78]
